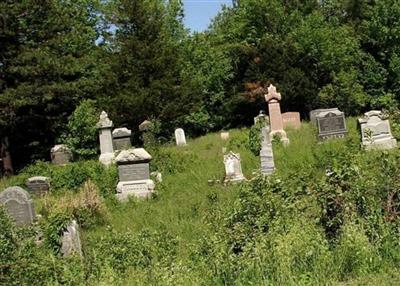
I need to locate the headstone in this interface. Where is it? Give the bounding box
[139,120,152,131]
[309,108,338,124]
[260,126,275,175]
[175,128,187,146]
[50,144,72,165]
[97,111,115,166]
[61,220,83,257]
[115,148,155,201]
[26,176,50,196]
[315,108,347,140]
[0,186,35,226]
[112,127,132,151]
[358,110,397,150]
[221,132,230,141]
[223,151,245,183]
[254,110,270,125]
[265,84,289,144]
[282,112,301,129]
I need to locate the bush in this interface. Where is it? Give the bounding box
[61,99,99,160]
[248,121,263,156]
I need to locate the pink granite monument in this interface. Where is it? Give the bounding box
[265,84,289,144]
[282,112,301,129]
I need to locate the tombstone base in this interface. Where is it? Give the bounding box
[99,153,115,166]
[116,179,155,202]
[363,137,397,151]
[270,130,289,145]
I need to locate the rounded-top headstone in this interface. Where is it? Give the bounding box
[0,186,36,226]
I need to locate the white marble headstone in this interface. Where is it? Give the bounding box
[61,220,83,257]
[175,128,187,146]
[97,111,115,165]
[223,151,245,183]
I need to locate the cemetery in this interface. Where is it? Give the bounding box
[2,1,400,285]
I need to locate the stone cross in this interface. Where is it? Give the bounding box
[223,151,245,183]
[175,128,187,146]
[51,144,72,165]
[115,148,155,201]
[0,186,35,226]
[61,220,83,257]
[265,84,289,144]
[358,110,397,150]
[97,111,115,166]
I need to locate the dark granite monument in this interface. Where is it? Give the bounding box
[314,108,347,140]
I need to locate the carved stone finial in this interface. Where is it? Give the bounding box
[97,111,113,129]
[265,84,282,102]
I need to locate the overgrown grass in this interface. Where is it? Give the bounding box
[1,118,400,285]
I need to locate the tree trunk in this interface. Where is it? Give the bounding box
[1,137,13,176]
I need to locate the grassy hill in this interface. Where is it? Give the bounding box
[1,119,400,285]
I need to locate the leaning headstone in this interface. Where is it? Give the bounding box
[115,148,155,201]
[254,110,269,126]
[265,84,289,144]
[113,127,132,151]
[260,126,275,175]
[282,112,301,129]
[175,128,187,146]
[315,108,347,140]
[358,110,397,150]
[0,186,35,226]
[221,132,230,141]
[61,220,83,257]
[223,151,245,183]
[26,176,50,197]
[97,111,115,166]
[51,144,72,165]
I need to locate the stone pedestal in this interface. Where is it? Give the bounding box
[358,110,397,150]
[115,148,155,201]
[51,144,72,165]
[97,111,114,166]
[113,127,132,151]
[265,85,289,145]
[223,151,245,183]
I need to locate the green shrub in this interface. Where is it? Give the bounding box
[248,121,263,156]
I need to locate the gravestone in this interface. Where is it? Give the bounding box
[265,84,289,144]
[115,148,155,201]
[223,151,245,183]
[26,176,50,196]
[260,126,275,175]
[282,112,301,129]
[175,128,187,146]
[0,186,35,226]
[254,110,269,126]
[309,108,338,124]
[61,220,83,257]
[315,108,347,140]
[358,110,397,150]
[139,120,152,131]
[97,111,115,166]
[221,132,230,141]
[51,144,72,165]
[113,127,132,151]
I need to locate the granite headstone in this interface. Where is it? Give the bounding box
[0,186,35,226]
[26,176,50,196]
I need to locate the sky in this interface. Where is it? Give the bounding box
[183,0,232,32]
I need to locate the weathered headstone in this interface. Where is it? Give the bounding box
[309,108,338,124]
[112,127,132,151]
[26,176,50,196]
[115,148,155,201]
[175,128,187,146]
[358,110,397,150]
[315,108,347,140]
[254,110,269,126]
[265,84,289,144]
[282,112,301,129]
[223,151,245,183]
[260,126,275,175]
[139,120,152,131]
[61,220,83,257]
[97,111,115,166]
[0,186,35,226]
[51,144,72,165]
[221,132,230,141]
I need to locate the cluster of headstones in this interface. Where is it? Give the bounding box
[0,185,82,257]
